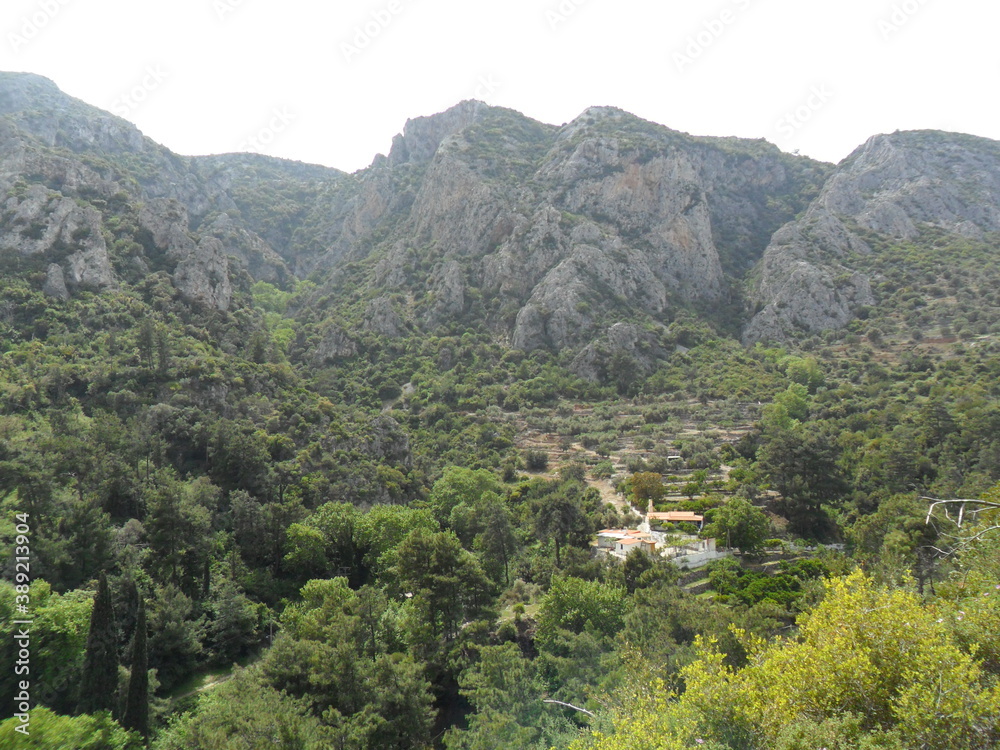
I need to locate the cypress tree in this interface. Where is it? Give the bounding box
[77,572,118,715]
[122,597,149,737]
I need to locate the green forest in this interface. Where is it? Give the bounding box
[1,225,999,749]
[1,74,999,748]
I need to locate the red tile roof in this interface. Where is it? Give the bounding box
[648,512,704,523]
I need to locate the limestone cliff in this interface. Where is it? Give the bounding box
[11,72,998,364]
[332,103,826,353]
[745,131,1000,343]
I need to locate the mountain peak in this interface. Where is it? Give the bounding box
[0,71,69,114]
[386,100,493,167]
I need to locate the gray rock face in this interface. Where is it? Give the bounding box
[820,133,1000,236]
[408,152,520,261]
[570,322,671,382]
[0,72,146,155]
[203,213,290,285]
[745,131,1000,343]
[387,100,489,167]
[366,104,821,352]
[0,74,340,308]
[312,324,358,365]
[425,260,467,325]
[536,130,724,297]
[363,296,407,338]
[43,263,69,300]
[0,185,114,291]
[139,199,232,310]
[174,237,233,311]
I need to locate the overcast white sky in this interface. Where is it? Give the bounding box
[1,0,997,172]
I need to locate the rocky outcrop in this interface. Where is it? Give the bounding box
[408,153,519,261]
[311,324,358,365]
[818,133,1000,237]
[389,104,822,350]
[745,131,1000,343]
[363,296,408,338]
[139,198,232,310]
[537,120,724,297]
[202,213,289,285]
[43,263,69,300]
[358,415,411,468]
[387,100,489,167]
[0,185,114,291]
[0,72,146,155]
[570,322,671,382]
[425,260,467,326]
[173,236,233,311]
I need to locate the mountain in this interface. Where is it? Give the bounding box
[0,74,825,354]
[4,72,1000,749]
[2,71,1000,369]
[744,130,1000,343]
[349,103,827,357]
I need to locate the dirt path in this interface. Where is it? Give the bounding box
[173,672,233,700]
[511,399,760,515]
[515,421,639,514]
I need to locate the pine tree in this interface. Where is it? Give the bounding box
[122,597,149,737]
[77,572,118,715]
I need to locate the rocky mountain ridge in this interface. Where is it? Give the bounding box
[2,71,999,370]
[744,130,1000,343]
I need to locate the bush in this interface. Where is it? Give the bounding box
[591,460,615,479]
[524,449,549,471]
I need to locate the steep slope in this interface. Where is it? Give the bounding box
[0,72,354,308]
[744,130,1000,343]
[297,103,829,372]
[0,73,420,509]
[1,72,833,367]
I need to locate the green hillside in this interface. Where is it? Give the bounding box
[1,74,999,748]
